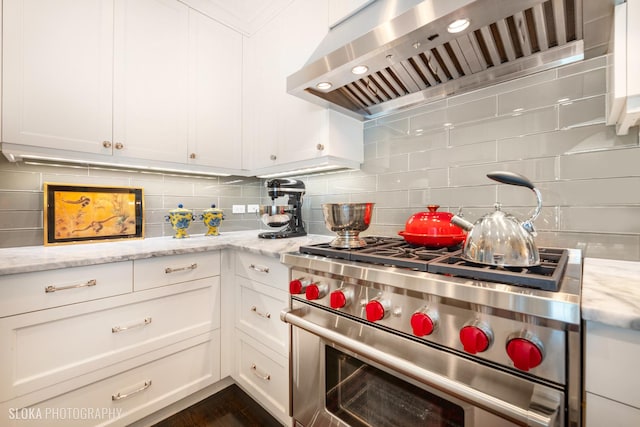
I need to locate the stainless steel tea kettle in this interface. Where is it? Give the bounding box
[450,171,542,267]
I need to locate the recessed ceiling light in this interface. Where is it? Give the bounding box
[447,18,470,33]
[351,65,369,75]
[316,82,332,90]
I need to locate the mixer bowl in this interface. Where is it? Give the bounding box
[322,203,374,248]
[259,205,293,228]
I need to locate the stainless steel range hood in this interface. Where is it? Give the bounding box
[287,0,616,120]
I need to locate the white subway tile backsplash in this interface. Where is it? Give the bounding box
[450,157,557,187]
[0,211,42,230]
[0,170,41,191]
[449,106,558,146]
[447,70,556,106]
[557,55,607,78]
[560,207,640,233]
[377,169,448,191]
[497,124,638,161]
[498,69,606,115]
[430,185,496,208]
[362,154,409,174]
[559,95,606,129]
[2,54,638,259]
[559,147,640,179]
[376,130,447,156]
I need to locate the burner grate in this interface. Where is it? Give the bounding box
[300,237,457,271]
[428,248,569,292]
[300,238,569,291]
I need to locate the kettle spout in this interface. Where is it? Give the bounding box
[450,215,474,232]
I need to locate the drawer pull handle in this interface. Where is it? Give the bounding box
[165,263,198,274]
[112,317,152,333]
[251,306,271,319]
[249,264,269,273]
[45,279,97,293]
[250,364,271,381]
[112,380,152,401]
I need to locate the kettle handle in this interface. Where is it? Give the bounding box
[487,171,534,189]
[487,171,541,233]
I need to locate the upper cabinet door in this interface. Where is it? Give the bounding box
[112,0,189,162]
[187,9,243,170]
[2,0,114,154]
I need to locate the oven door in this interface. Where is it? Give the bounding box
[282,303,564,427]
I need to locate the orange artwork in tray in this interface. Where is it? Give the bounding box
[53,191,138,239]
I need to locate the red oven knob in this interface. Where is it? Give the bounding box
[365,299,390,322]
[506,336,544,371]
[459,323,493,354]
[330,290,347,308]
[289,278,309,294]
[410,311,437,337]
[305,283,327,300]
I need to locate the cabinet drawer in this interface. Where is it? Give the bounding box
[235,331,288,424]
[0,278,219,402]
[586,393,640,427]
[0,331,220,427]
[0,262,132,318]
[585,321,640,408]
[134,252,220,291]
[236,277,288,355]
[235,251,287,289]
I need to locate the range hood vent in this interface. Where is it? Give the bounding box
[288,0,614,120]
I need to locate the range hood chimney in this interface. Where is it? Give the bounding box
[287,0,616,120]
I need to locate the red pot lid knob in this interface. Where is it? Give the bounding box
[305,284,320,300]
[289,279,304,294]
[411,312,435,337]
[507,338,544,371]
[330,290,347,309]
[459,325,491,354]
[365,300,386,322]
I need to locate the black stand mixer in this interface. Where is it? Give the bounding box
[258,179,307,239]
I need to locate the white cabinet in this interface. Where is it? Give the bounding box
[112,0,189,162]
[2,0,243,173]
[187,9,243,170]
[584,321,640,426]
[0,252,222,427]
[231,251,291,425]
[607,0,640,135]
[243,0,363,176]
[2,0,113,155]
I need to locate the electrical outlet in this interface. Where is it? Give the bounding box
[232,204,246,214]
[247,204,259,213]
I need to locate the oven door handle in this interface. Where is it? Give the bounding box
[281,308,560,427]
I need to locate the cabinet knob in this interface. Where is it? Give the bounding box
[114,142,124,150]
[190,153,197,159]
[102,141,112,148]
[270,154,277,161]
[316,143,324,151]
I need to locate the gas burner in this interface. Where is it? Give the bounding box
[300,238,569,291]
[428,248,569,292]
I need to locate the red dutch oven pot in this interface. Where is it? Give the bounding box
[398,205,466,247]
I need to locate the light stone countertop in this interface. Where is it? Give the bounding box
[2,233,639,331]
[0,230,331,276]
[582,257,640,330]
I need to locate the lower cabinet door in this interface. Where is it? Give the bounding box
[586,393,640,427]
[234,330,289,425]
[1,331,220,427]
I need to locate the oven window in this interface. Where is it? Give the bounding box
[325,346,465,427]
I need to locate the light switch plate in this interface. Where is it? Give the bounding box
[232,204,246,214]
[247,204,259,213]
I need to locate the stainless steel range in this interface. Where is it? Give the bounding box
[280,237,582,427]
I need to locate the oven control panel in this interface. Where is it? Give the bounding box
[288,270,566,383]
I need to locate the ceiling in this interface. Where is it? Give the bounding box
[179,0,294,36]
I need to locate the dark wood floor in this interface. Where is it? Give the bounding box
[152,384,283,427]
